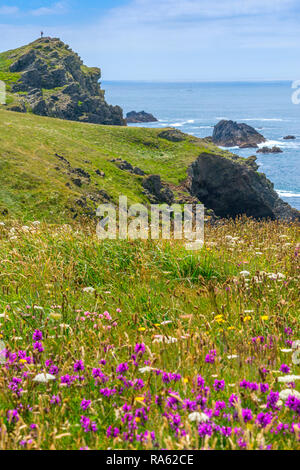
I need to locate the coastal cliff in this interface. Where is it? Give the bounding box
[0,37,125,125]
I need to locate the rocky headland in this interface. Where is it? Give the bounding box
[1,37,125,125]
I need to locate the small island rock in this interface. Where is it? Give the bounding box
[212,120,266,147]
[126,111,158,123]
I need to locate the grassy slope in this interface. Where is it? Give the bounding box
[0,108,231,222]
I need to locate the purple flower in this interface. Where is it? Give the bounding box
[106,426,120,438]
[256,412,273,428]
[242,408,253,423]
[205,350,216,364]
[266,391,280,410]
[279,364,291,374]
[33,329,43,341]
[7,409,19,423]
[74,360,85,372]
[260,383,269,393]
[49,365,59,375]
[213,379,225,392]
[80,415,98,433]
[229,394,239,407]
[198,423,213,437]
[50,395,61,405]
[134,343,146,355]
[33,341,44,353]
[285,396,300,416]
[116,362,129,374]
[80,399,91,411]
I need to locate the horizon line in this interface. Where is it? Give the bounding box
[102,79,293,84]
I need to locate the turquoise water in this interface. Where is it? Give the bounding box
[103,81,300,210]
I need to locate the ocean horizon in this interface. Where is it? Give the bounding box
[104,80,300,210]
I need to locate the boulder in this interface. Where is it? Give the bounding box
[212,120,266,147]
[283,135,296,140]
[126,111,158,123]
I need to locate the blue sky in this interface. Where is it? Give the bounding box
[1,0,300,81]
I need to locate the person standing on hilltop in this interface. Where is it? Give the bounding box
[40,31,44,38]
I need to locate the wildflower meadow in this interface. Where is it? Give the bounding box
[0,218,299,450]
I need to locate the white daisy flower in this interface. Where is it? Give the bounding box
[33,373,56,383]
[188,412,209,423]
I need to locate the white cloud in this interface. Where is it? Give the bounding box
[30,2,67,17]
[1,0,300,80]
[0,6,19,15]
[100,0,297,24]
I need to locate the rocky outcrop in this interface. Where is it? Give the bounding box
[187,152,299,220]
[6,37,125,125]
[158,129,186,142]
[283,135,296,140]
[110,158,145,176]
[212,120,266,148]
[257,146,283,154]
[142,175,175,204]
[126,111,158,123]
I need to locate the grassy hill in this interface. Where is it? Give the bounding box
[0,108,231,222]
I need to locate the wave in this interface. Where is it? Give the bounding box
[168,119,195,127]
[241,118,287,122]
[258,139,300,149]
[277,190,300,198]
[215,117,288,122]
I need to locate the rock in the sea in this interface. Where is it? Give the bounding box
[187,152,299,220]
[5,37,125,125]
[283,135,296,140]
[257,146,283,154]
[239,142,258,149]
[126,111,158,123]
[212,120,266,147]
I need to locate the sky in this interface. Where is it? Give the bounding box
[1,0,300,81]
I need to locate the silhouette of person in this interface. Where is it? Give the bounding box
[41,31,44,38]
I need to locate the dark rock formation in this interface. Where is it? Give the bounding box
[158,129,186,142]
[6,37,125,125]
[283,135,296,140]
[110,158,145,176]
[257,146,283,154]
[95,169,105,177]
[187,152,299,220]
[142,175,175,204]
[126,111,158,123]
[212,120,266,147]
[239,143,258,149]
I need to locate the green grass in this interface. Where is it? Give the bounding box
[0,108,233,222]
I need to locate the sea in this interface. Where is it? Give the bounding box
[103,80,300,210]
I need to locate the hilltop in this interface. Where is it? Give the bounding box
[0,37,125,125]
[0,108,298,223]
